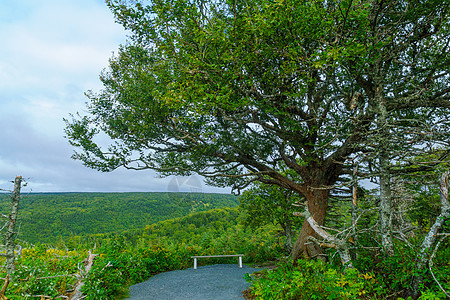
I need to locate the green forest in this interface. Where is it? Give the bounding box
[0,192,238,243]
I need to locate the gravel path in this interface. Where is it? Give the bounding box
[127,264,262,300]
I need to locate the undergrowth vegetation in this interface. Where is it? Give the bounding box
[0,245,85,299]
[245,240,449,300]
[245,219,450,300]
[246,259,378,300]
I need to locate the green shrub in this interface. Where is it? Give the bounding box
[248,259,379,300]
[81,240,199,299]
[352,236,449,299]
[1,245,84,299]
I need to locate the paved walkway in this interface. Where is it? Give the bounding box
[127,264,261,300]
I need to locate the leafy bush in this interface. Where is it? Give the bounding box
[247,259,379,300]
[0,244,85,299]
[352,234,449,299]
[82,239,199,299]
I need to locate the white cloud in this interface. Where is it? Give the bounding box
[0,0,125,135]
[0,0,231,193]
[0,0,125,92]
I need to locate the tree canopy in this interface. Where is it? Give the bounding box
[65,0,450,259]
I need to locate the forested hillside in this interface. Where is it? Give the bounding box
[0,192,238,243]
[66,207,286,260]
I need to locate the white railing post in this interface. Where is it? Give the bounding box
[191,254,244,269]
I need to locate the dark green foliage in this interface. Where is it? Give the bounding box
[409,191,441,233]
[239,183,303,230]
[69,207,284,264]
[401,173,448,234]
[142,208,284,263]
[0,192,238,243]
[239,183,304,253]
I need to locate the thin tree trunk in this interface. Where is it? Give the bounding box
[5,176,22,274]
[377,93,394,255]
[284,223,292,252]
[351,166,358,258]
[411,172,449,298]
[0,274,10,300]
[379,159,393,254]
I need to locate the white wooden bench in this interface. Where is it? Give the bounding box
[191,254,244,269]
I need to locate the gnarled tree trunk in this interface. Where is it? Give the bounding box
[292,186,329,262]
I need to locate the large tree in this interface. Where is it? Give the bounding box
[65,0,450,260]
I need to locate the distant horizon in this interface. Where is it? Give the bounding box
[0,190,234,195]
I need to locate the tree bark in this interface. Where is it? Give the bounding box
[285,223,292,252]
[377,88,394,255]
[411,172,449,298]
[5,176,22,274]
[351,166,358,258]
[0,274,10,300]
[291,186,329,262]
[295,206,354,270]
[379,158,393,255]
[280,222,293,253]
[68,250,98,300]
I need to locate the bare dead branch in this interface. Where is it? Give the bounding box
[429,235,450,298]
[296,207,354,269]
[0,274,9,300]
[411,172,449,297]
[68,250,98,300]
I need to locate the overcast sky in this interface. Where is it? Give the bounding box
[0,0,230,194]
